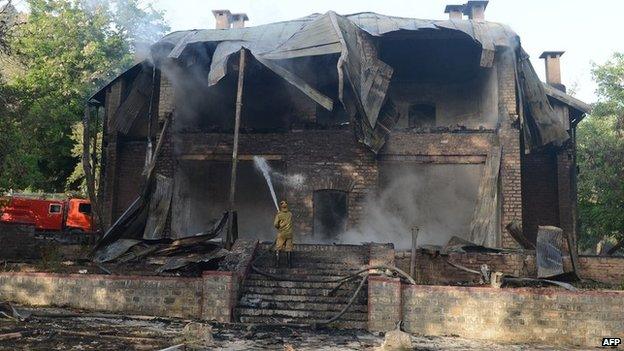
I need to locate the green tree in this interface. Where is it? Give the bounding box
[1,0,168,193]
[577,53,624,254]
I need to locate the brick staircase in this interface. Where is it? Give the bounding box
[236,243,370,329]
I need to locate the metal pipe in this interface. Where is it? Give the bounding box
[410,226,419,279]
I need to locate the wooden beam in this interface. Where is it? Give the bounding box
[226,49,247,249]
[255,54,333,111]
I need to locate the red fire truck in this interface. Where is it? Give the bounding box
[0,194,93,233]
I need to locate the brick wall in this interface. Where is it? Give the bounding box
[396,250,624,286]
[401,285,624,347]
[396,250,536,285]
[556,146,576,241]
[579,256,624,285]
[497,49,522,248]
[368,276,402,332]
[0,224,86,261]
[176,131,376,236]
[380,131,495,156]
[0,272,204,318]
[521,149,560,243]
[0,224,39,260]
[113,141,147,220]
[0,270,240,322]
[0,240,260,323]
[201,271,237,322]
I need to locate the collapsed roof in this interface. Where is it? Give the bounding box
[92,11,589,152]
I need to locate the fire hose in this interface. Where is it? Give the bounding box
[250,249,415,326]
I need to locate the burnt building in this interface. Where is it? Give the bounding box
[90,3,590,250]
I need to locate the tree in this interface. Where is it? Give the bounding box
[577,53,624,254]
[1,0,168,193]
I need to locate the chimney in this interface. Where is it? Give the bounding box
[444,5,465,20]
[230,13,249,28]
[539,51,566,91]
[212,9,232,29]
[462,1,488,21]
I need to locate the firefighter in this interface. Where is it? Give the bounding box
[273,200,293,267]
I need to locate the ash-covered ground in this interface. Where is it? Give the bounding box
[0,307,585,350]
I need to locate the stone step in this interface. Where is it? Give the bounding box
[252,260,366,270]
[255,252,368,264]
[244,278,365,290]
[251,267,364,277]
[258,243,370,253]
[236,307,367,322]
[247,273,351,282]
[237,297,367,313]
[256,250,368,261]
[239,293,366,305]
[242,285,364,298]
[238,316,368,330]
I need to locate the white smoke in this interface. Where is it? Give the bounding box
[338,164,483,250]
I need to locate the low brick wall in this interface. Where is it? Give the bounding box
[0,224,41,260]
[578,256,624,285]
[201,271,237,322]
[0,272,205,318]
[368,276,401,332]
[396,250,624,286]
[0,239,259,322]
[401,285,624,347]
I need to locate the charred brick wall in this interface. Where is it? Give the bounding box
[578,256,624,285]
[396,250,624,286]
[176,131,376,237]
[556,145,576,240]
[496,48,522,248]
[521,149,560,243]
[112,141,147,220]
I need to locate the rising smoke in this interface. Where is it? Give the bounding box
[338,163,483,250]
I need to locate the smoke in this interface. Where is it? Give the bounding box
[337,164,483,250]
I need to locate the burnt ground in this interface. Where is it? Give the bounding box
[0,306,589,351]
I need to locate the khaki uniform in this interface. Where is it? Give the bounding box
[274,209,293,252]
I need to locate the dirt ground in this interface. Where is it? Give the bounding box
[0,306,592,351]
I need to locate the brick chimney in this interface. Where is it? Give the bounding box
[212,10,232,29]
[539,51,566,92]
[444,5,465,20]
[462,1,488,21]
[230,13,249,28]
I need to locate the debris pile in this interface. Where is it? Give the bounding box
[93,212,229,275]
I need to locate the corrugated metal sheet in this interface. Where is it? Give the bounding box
[94,11,581,152]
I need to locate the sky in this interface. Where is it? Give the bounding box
[149,0,624,104]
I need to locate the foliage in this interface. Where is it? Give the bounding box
[0,0,168,193]
[0,0,15,53]
[66,120,101,193]
[577,53,624,251]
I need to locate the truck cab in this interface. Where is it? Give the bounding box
[65,198,93,232]
[0,196,93,232]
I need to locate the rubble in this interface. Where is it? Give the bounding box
[92,212,229,275]
[375,323,412,351]
[0,305,577,350]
